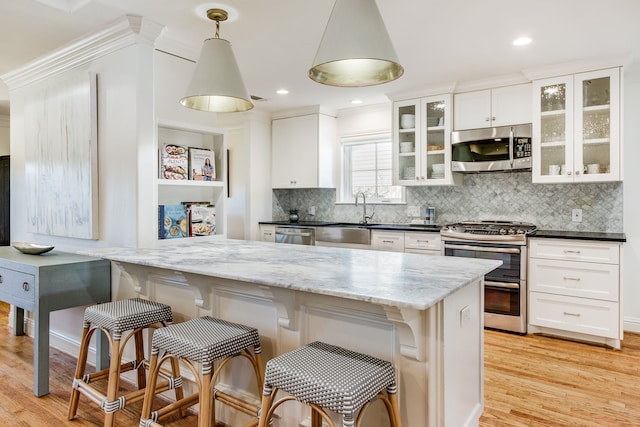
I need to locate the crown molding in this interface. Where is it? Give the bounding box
[1,15,165,92]
[271,105,337,120]
[522,54,631,81]
[386,82,458,102]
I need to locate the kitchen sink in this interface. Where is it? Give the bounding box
[315,224,371,245]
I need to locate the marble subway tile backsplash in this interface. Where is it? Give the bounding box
[272,172,623,232]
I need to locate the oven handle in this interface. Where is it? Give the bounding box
[485,280,520,289]
[443,243,520,254]
[276,231,314,237]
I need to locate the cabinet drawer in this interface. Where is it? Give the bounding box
[529,291,619,339]
[404,232,441,251]
[0,268,35,303]
[529,258,619,301]
[371,231,404,252]
[529,238,619,264]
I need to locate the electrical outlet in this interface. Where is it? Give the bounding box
[572,209,582,222]
[308,206,316,216]
[407,205,420,217]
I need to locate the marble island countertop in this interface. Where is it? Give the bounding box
[82,239,500,311]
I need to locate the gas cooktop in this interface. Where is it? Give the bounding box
[440,220,537,243]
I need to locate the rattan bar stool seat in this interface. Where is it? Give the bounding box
[258,341,402,427]
[140,316,264,427]
[68,298,176,427]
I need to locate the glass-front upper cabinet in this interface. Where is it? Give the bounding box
[393,99,419,185]
[393,94,459,186]
[532,68,620,183]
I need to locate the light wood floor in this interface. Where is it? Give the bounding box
[1,301,639,426]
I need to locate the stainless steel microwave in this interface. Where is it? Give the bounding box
[451,123,532,173]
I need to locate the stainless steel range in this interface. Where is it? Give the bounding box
[441,221,537,334]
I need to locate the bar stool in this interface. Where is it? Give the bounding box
[68,298,177,427]
[257,341,402,427]
[139,316,264,427]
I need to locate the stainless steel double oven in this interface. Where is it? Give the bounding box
[441,221,536,334]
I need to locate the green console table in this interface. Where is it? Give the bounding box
[0,247,111,396]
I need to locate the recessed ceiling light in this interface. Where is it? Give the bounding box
[351,99,363,105]
[276,89,289,95]
[513,37,532,46]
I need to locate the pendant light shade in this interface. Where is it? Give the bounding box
[309,0,404,87]
[180,9,253,113]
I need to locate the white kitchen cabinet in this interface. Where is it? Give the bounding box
[371,230,442,255]
[271,113,337,188]
[532,68,621,183]
[453,83,532,130]
[258,224,276,242]
[528,238,622,349]
[157,120,227,241]
[404,232,442,256]
[371,230,405,252]
[393,94,460,186]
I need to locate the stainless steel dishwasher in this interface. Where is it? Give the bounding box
[275,225,316,245]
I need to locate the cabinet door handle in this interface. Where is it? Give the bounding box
[22,282,29,292]
[567,171,572,175]
[563,311,581,317]
[491,116,496,121]
[563,276,581,281]
[485,117,490,122]
[575,170,581,175]
[563,249,581,254]
[0,274,3,284]
[382,240,395,244]
[416,240,430,243]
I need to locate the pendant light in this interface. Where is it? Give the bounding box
[180,8,254,112]
[309,0,404,87]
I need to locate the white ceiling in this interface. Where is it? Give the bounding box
[1,0,639,116]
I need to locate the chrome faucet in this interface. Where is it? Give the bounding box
[355,191,374,225]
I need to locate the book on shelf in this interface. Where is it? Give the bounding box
[160,143,189,180]
[158,204,188,239]
[189,147,216,181]
[182,201,216,236]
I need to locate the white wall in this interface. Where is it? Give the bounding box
[337,102,392,136]
[218,111,272,241]
[0,115,9,155]
[622,62,640,332]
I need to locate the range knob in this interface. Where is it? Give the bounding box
[516,229,525,234]
[508,228,516,235]
[499,228,507,235]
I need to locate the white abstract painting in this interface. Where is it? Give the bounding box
[24,72,99,239]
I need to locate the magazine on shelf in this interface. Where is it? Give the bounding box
[158,204,188,239]
[189,148,216,181]
[182,201,216,236]
[160,143,189,180]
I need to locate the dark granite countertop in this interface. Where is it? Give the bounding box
[258,221,441,232]
[531,229,626,243]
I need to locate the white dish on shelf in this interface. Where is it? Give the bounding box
[12,242,55,255]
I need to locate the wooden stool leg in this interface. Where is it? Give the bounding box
[68,324,92,419]
[387,385,402,427]
[140,350,160,423]
[257,386,274,427]
[134,328,147,389]
[169,355,187,417]
[311,408,324,427]
[200,369,213,427]
[104,338,122,427]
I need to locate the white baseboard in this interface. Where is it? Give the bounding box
[624,317,640,333]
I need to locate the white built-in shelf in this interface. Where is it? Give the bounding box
[426,149,445,155]
[540,141,566,148]
[157,179,224,188]
[583,138,610,145]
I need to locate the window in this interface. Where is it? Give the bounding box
[341,134,403,203]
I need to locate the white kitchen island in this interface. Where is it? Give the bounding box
[83,239,500,427]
